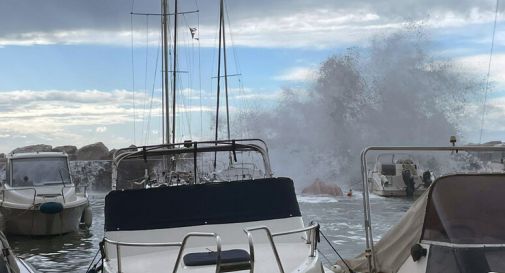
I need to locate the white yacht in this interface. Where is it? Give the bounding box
[334,145,505,273]
[368,154,432,197]
[90,139,325,273]
[0,152,91,236]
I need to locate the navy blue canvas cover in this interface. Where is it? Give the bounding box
[105,177,301,231]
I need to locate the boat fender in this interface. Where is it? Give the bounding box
[81,206,93,228]
[39,202,64,214]
[410,244,427,262]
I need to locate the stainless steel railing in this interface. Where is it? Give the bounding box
[243,223,320,273]
[103,232,222,273]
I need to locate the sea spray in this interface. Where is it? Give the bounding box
[234,29,480,189]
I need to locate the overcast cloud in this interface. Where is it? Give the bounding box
[0,0,503,47]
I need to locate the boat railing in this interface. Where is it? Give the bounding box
[0,187,37,207]
[104,232,222,273]
[0,184,87,207]
[243,222,320,273]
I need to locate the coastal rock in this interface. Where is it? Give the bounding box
[109,149,117,159]
[302,178,343,197]
[76,142,110,160]
[11,144,52,154]
[53,145,78,160]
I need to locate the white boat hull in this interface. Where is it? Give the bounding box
[1,202,88,236]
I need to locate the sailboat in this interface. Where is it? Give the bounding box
[89,1,326,272]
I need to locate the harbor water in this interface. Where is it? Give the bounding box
[7,192,413,272]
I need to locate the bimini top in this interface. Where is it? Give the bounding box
[8,152,67,159]
[422,173,505,244]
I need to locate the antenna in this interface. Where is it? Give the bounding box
[479,0,500,144]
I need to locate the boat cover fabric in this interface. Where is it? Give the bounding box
[336,173,505,273]
[0,231,20,273]
[422,174,505,244]
[105,177,301,231]
[335,190,429,273]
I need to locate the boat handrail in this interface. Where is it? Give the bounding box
[243,222,320,273]
[104,232,222,273]
[60,184,88,202]
[1,184,86,207]
[0,187,37,207]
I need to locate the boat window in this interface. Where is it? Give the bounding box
[10,157,71,187]
[116,148,268,189]
[422,174,505,244]
[426,245,505,273]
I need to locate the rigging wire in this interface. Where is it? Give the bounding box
[145,36,162,145]
[479,0,500,144]
[141,15,150,144]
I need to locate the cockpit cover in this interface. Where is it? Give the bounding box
[336,173,505,273]
[422,174,505,244]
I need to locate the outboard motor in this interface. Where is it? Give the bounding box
[422,170,432,188]
[402,169,415,197]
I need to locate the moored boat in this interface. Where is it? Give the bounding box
[90,139,325,273]
[334,145,505,273]
[0,152,91,236]
[368,154,433,197]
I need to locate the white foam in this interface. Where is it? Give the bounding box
[297,195,338,203]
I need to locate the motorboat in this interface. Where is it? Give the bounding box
[334,145,505,273]
[0,230,39,272]
[89,139,325,273]
[368,153,433,197]
[0,152,92,236]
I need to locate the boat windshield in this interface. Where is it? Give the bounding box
[422,174,505,244]
[10,157,71,187]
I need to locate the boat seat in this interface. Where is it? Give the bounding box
[183,249,251,272]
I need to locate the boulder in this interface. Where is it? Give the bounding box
[76,142,110,160]
[52,145,78,160]
[108,149,117,159]
[302,178,343,197]
[11,144,52,154]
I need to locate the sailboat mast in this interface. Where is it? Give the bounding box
[214,0,224,145]
[222,0,230,140]
[162,0,170,144]
[172,0,178,144]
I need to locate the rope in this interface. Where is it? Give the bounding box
[85,248,101,273]
[320,229,355,273]
[479,0,500,144]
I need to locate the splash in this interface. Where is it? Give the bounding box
[236,29,479,189]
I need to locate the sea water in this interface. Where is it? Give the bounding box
[7,192,413,272]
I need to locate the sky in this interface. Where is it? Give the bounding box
[0,0,504,153]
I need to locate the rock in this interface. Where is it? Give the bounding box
[52,145,78,160]
[0,153,4,159]
[11,144,52,154]
[76,142,110,160]
[109,149,117,159]
[302,178,343,197]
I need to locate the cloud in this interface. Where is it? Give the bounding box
[0,0,503,48]
[454,53,505,89]
[0,89,215,151]
[96,126,107,133]
[274,67,317,82]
